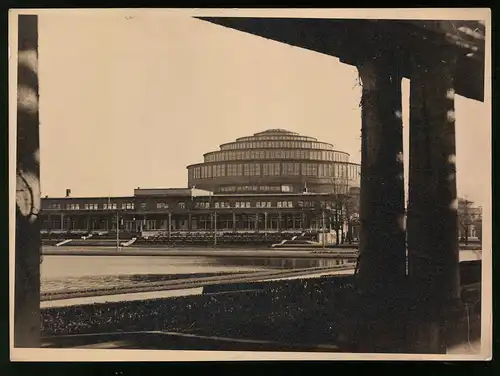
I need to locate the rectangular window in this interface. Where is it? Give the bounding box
[254,163,260,176]
[277,201,292,208]
[227,164,238,176]
[195,202,210,209]
[84,204,89,210]
[283,163,295,176]
[178,202,185,209]
[263,163,281,176]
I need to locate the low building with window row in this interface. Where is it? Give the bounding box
[41,187,361,239]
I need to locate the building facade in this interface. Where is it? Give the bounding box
[40,129,362,244]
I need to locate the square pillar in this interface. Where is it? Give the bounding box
[406,47,460,353]
[407,47,460,301]
[356,54,406,292]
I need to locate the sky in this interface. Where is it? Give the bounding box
[34,12,490,207]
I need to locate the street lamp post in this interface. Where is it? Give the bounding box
[213,212,217,247]
[116,211,120,251]
[322,210,326,248]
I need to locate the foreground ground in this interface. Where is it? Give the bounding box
[41,273,481,354]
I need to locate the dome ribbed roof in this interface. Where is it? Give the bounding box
[254,129,298,136]
[234,129,319,144]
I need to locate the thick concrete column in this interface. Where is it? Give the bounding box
[356,54,406,292]
[407,47,460,353]
[14,14,40,348]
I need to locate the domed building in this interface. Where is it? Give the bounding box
[40,129,362,246]
[187,129,360,194]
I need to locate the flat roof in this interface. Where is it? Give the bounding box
[133,188,213,197]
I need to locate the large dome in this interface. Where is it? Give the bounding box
[187,129,360,194]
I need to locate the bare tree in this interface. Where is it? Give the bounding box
[326,165,354,245]
[458,198,481,245]
[345,189,360,244]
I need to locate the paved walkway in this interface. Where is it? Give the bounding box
[41,287,204,308]
[41,267,355,308]
[42,246,359,258]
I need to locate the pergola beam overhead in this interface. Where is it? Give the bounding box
[196,17,485,102]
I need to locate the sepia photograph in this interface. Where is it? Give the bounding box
[10,8,491,361]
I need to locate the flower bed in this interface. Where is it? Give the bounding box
[41,276,355,345]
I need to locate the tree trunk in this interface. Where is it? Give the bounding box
[347,221,353,244]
